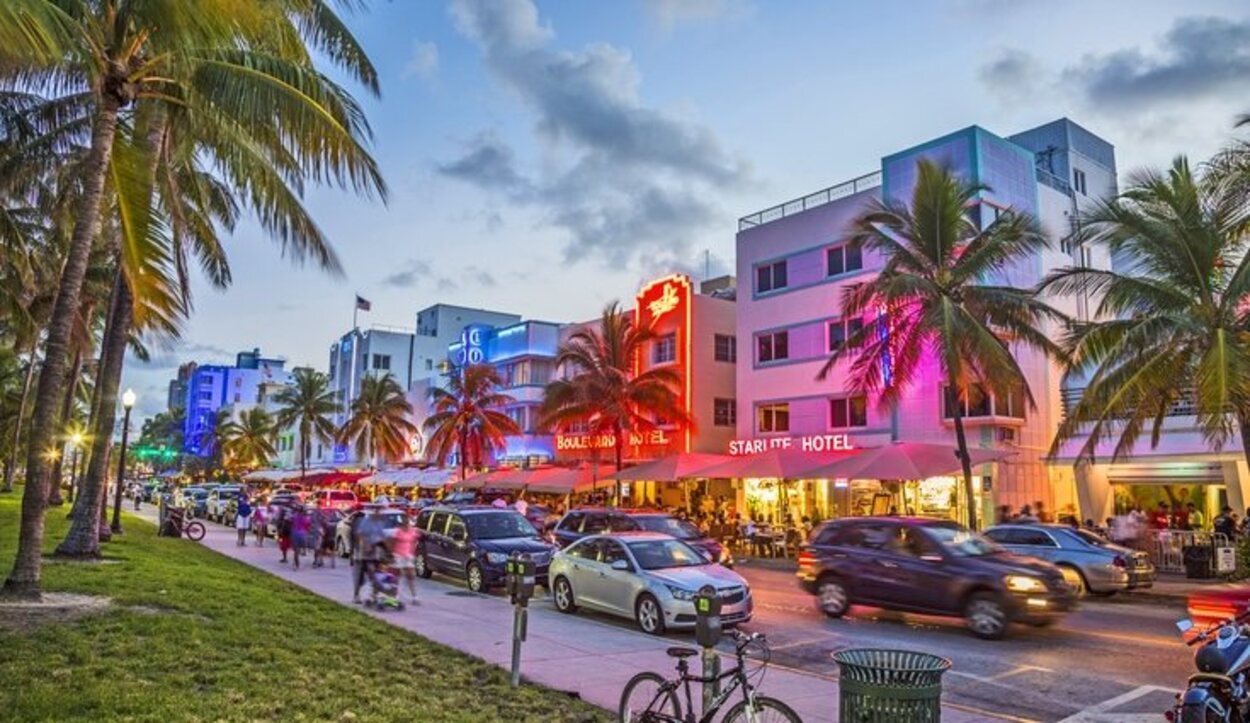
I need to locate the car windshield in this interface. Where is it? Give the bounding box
[626,539,710,570]
[465,512,537,539]
[924,524,1001,557]
[327,491,355,501]
[632,516,701,540]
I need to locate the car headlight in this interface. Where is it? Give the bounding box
[665,584,696,601]
[484,552,508,564]
[1005,574,1046,593]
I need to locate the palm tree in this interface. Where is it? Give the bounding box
[338,373,419,469]
[1045,157,1250,470]
[1,1,384,594]
[539,302,690,502]
[820,160,1065,530]
[220,407,277,472]
[273,368,340,484]
[424,364,520,481]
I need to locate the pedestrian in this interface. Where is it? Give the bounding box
[1016,505,1038,523]
[353,505,388,604]
[1174,503,1191,530]
[309,508,326,568]
[1214,506,1237,539]
[320,511,337,569]
[1149,501,1171,529]
[996,505,1013,525]
[1035,501,1051,523]
[1187,503,1205,531]
[235,495,252,547]
[276,506,293,563]
[253,503,268,547]
[390,514,420,603]
[133,483,142,511]
[514,494,528,518]
[290,506,311,570]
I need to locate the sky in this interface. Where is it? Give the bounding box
[121,0,1250,419]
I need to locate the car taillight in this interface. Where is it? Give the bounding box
[1112,555,1127,569]
[797,550,815,569]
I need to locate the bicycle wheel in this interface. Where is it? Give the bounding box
[184,521,206,542]
[618,672,681,723]
[722,696,802,723]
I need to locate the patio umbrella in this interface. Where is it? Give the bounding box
[802,441,1013,481]
[606,453,733,482]
[517,463,616,495]
[695,448,859,480]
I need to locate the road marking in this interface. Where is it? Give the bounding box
[1055,685,1176,722]
[949,664,1055,684]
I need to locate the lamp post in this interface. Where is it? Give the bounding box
[111,388,136,534]
[67,431,84,503]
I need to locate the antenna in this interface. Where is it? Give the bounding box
[704,249,710,281]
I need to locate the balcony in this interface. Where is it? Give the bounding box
[738,171,882,232]
[1060,387,1199,420]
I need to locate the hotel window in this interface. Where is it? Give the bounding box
[714,334,736,363]
[942,384,1024,419]
[755,260,788,293]
[372,354,391,371]
[653,333,677,364]
[828,318,865,352]
[713,398,736,427]
[827,243,863,277]
[757,330,789,363]
[830,396,867,429]
[425,359,434,371]
[757,403,790,433]
[1073,168,1087,195]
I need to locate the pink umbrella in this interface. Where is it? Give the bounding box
[803,441,1013,480]
[606,453,733,482]
[516,464,617,495]
[696,448,860,480]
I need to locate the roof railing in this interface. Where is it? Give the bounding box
[738,170,882,232]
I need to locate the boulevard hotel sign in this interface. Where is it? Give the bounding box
[556,429,673,452]
[728,434,856,456]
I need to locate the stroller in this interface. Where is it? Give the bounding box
[365,546,405,612]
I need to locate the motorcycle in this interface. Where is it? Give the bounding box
[1170,610,1250,722]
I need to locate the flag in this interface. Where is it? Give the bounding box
[355,295,372,311]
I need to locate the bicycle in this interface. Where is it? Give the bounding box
[618,629,801,723]
[166,508,206,542]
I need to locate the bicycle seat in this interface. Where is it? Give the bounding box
[666,647,698,659]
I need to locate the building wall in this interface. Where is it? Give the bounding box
[690,292,739,455]
[182,351,289,457]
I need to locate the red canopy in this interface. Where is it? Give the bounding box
[519,463,617,494]
[605,453,733,482]
[803,441,1013,481]
[696,448,860,480]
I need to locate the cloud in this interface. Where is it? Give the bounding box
[402,40,439,81]
[1062,16,1250,110]
[644,0,745,32]
[381,260,499,293]
[381,259,434,288]
[137,341,234,371]
[979,49,1043,102]
[442,0,748,268]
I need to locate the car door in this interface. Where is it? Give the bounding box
[553,512,585,548]
[845,522,904,604]
[444,514,471,576]
[591,539,638,616]
[563,539,604,609]
[424,511,453,572]
[884,526,959,613]
[1013,527,1060,563]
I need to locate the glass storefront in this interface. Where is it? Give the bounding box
[739,475,978,525]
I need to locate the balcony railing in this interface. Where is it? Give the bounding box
[1036,168,1073,195]
[738,171,882,232]
[1060,387,1199,420]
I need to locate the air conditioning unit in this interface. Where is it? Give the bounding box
[996,427,1017,444]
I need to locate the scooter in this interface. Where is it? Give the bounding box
[1170,609,1250,722]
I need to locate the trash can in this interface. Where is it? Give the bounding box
[833,649,951,722]
[1183,545,1215,579]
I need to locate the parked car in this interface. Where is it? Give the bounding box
[179,487,210,518]
[206,485,243,523]
[314,489,358,512]
[550,508,731,566]
[413,505,556,593]
[523,503,558,533]
[983,524,1155,596]
[334,508,407,558]
[550,532,752,635]
[797,517,1075,639]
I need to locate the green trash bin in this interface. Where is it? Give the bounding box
[833,649,952,722]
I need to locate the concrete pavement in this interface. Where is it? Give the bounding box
[130,506,994,722]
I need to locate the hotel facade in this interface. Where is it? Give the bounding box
[733,118,1122,526]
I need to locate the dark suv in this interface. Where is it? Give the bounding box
[797,517,1074,639]
[414,506,556,593]
[551,508,731,567]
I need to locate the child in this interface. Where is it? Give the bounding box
[235,496,252,547]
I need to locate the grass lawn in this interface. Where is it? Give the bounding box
[0,494,608,722]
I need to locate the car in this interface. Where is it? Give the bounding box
[522,504,559,533]
[206,485,243,523]
[549,531,752,635]
[334,508,407,558]
[983,524,1156,596]
[179,487,210,518]
[797,517,1075,639]
[413,505,556,593]
[550,508,731,566]
[314,489,358,512]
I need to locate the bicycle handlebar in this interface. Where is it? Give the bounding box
[1187,610,1250,647]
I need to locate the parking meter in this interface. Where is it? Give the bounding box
[506,552,536,607]
[694,584,723,648]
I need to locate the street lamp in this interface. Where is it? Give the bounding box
[110,388,136,534]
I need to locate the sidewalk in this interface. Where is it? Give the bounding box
[132,507,992,722]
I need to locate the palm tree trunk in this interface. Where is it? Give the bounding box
[46,350,83,507]
[949,382,979,531]
[3,339,38,493]
[56,273,132,558]
[4,96,122,597]
[459,427,468,481]
[613,421,624,506]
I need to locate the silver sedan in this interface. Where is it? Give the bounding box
[984,523,1156,596]
[548,531,752,635]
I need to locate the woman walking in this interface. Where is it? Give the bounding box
[291,506,312,571]
[253,503,268,547]
[309,508,326,568]
[390,514,420,603]
[276,506,293,563]
[235,496,253,547]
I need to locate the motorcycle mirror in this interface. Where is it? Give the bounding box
[1176,619,1194,633]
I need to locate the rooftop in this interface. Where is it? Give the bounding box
[737,170,881,232]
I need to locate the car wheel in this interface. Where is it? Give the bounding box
[414,553,432,580]
[553,576,577,613]
[466,562,486,593]
[965,592,1009,640]
[817,576,850,618]
[1059,565,1088,597]
[635,593,665,635]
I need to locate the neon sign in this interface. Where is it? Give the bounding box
[728,434,855,456]
[455,325,490,366]
[555,429,672,451]
[635,274,693,453]
[647,283,680,320]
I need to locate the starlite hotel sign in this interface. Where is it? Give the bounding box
[728,433,856,456]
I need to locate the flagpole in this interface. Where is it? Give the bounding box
[353,293,359,331]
